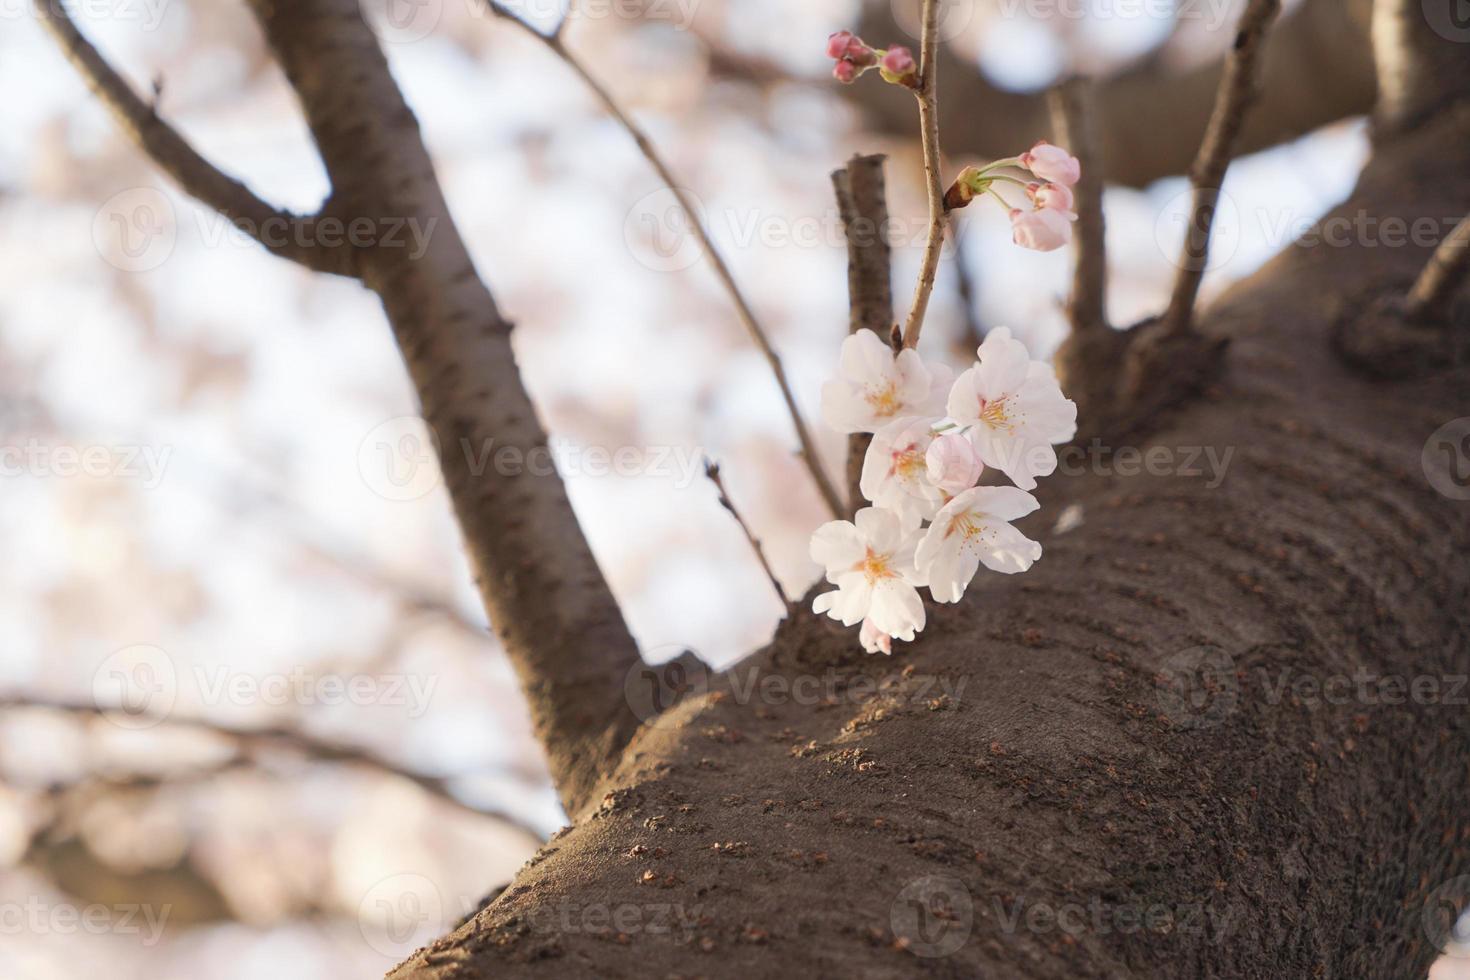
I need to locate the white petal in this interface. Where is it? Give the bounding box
[821,379,870,434]
[976,329,1030,400]
[946,367,982,423]
[954,485,1041,523]
[868,580,926,638]
[810,520,865,572]
[854,505,904,553]
[976,521,1043,575]
[839,329,895,383]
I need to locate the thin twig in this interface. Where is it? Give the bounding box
[33,0,353,277]
[1162,0,1281,336]
[0,695,545,839]
[831,154,894,516]
[899,0,946,350]
[1405,213,1470,323]
[483,2,844,519]
[1049,77,1108,334]
[703,460,790,608]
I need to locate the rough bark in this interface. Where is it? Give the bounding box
[390,101,1470,980]
[242,0,643,816]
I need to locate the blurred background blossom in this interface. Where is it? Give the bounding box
[0,0,1405,976]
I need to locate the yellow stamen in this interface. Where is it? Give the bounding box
[977,395,1012,431]
[865,382,901,417]
[855,547,896,584]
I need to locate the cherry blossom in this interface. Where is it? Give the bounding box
[1020,140,1081,186]
[810,507,926,641]
[1009,207,1072,252]
[925,433,984,496]
[821,329,951,434]
[1027,182,1076,218]
[860,416,947,525]
[916,486,1043,603]
[947,327,1077,490]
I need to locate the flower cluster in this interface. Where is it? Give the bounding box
[825,31,916,87]
[811,328,1077,654]
[943,141,1082,252]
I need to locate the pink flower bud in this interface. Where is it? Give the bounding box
[925,434,984,495]
[1027,182,1075,217]
[1010,207,1072,252]
[1020,140,1081,186]
[860,618,893,655]
[881,46,915,77]
[833,60,858,84]
[826,31,855,60]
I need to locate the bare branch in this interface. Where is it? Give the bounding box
[703,461,789,609]
[482,1,844,520]
[33,0,355,278]
[899,0,946,350]
[245,0,642,816]
[0,695,544,840]
[831,154,894,515]
[1162,0,1281,336]
[1405,213,1470,323]
[1049,78,1108,334]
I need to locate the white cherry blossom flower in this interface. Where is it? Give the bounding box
[947,327,1077,490]
[810,507,926,642]
[822,329,951,434]
[859,416,946,525]
[916,486,1042,603]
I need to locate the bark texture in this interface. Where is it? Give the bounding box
[390,102,1470,979]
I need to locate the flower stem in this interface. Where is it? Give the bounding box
[899,0,945,352]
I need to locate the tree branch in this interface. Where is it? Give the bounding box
[703,460,789,609]
[1372,0,1470,133]
[1049,77,1108,334]
[831,153,894,516]
[1162,0,1282,336]
[1406,213,1470,323]
[481,2,844,520]
[33,0,356,278]
[899,0,946,350]
[242,0,642,816]
[0,695,544,840]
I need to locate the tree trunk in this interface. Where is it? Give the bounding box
[389,98,1470,978]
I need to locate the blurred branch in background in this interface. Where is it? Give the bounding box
[0,696,545,840]
[483,0,846,519]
